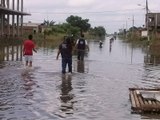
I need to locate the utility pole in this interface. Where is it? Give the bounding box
[132,15,134,40]
[146,0,150,42]
[155,13,158,38]
[126,20,128,38]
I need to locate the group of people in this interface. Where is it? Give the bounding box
[56,34,89,74]
[23,34,89,74]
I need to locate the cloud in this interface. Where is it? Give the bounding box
[68,0,95,7]
[23,0,160,33]
[24,0,67,10]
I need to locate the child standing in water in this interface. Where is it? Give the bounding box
[23,34,37,67]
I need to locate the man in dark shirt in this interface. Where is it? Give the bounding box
[56,37,73,74]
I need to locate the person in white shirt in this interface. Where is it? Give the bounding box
[75,34,89,61]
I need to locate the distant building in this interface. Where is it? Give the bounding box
[141,30,148,37]
[145,13,160,39]
[147,13,160,32]
[23,21,49,34]
[23,21,42,34]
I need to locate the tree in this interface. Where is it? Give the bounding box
[52,23,80,35]
[89,26,106,37]
[66,15,91,35]
[43,20,55,26]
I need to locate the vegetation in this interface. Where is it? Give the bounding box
[43,20,55,26]
[89,26,106,37]
[118,26,149,46]
[66,15,91,35]
[118,26,160,57]
[42,15,106,41]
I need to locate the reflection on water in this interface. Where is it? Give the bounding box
[0,64,36,119]
[141,114,160,119]
[77,61,85,73]
[60,74,74,113]
[0,45,23,62]
[73,60,89,73]
[109,41,113,53]
[2,37,160,119]
[21,67,36,98]
[144,54,160,66]
[0,39,23,63]
[144,43,160,66]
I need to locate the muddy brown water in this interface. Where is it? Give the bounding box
[0,37,160,120]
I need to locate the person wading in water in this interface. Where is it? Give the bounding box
[75,34,89,61]
[56,37,73,74]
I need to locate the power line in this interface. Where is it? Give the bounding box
[28,8,144,15]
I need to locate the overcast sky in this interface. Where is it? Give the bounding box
[23,0,160,33]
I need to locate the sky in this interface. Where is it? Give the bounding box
[23,0,160,34]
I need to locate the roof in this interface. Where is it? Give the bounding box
[23,22,42,27]
[148,12,160,15]
[0,6,31,15]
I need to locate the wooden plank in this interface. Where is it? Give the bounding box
[143,98,149,106]
[130,90,137,109]
[155,100,160,105]
[145,104,159,111]
[137,93,145,108]
[129,88,160,113]
[152,100,156,105]
[133,90,141,109]
[152,100,160,109]
[143,99,159,111]
[148,100,152,105]
[130,88,160,91]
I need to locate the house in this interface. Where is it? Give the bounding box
[147,13,160,32]
[23,21,46,34]
[146,13,160,39]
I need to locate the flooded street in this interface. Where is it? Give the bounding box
[1,37,160,120]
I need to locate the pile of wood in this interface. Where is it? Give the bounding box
[129,88,160,113]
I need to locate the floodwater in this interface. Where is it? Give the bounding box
[1,37,160,120]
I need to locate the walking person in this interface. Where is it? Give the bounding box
[56,37,73,74]
[75,34,89,61]
[23,34,37,67]
[99,40,103,48]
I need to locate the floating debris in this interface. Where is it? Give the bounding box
[129,88,160,113]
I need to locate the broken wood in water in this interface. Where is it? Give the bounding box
[129,88,160,113]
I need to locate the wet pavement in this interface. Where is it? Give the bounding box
[1,37,160,119]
